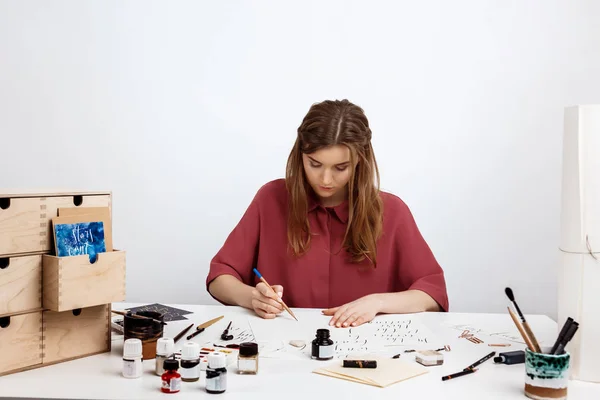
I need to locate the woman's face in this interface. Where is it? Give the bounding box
[302,144,353,206]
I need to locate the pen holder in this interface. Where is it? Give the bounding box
[524,348,570,400]
[123,311,164,360]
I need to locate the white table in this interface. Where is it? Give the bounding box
[0,303,598,399]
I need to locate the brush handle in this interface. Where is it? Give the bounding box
[258,276,298,321]
[522,321,542,353]
[507,307,536,351]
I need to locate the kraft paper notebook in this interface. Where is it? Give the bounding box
[313,357,428,388]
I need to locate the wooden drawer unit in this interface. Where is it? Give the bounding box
[42,304,111,364]
[42,251,126,312]
[0,255,42,317]
[0,311,43,376]
[0,191,111,257]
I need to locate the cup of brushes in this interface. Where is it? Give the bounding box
[505,287,578,400]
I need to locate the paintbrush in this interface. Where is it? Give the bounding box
[253,268,298,321]
[507,306,536,351]
[505,288,541,353]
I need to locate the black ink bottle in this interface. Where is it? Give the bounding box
[311,329,334,360]
[206,352,227,394]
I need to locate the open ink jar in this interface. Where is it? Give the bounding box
[123,311,165,360]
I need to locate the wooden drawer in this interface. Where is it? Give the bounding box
[0,312,43,375]
[0,192,111,257]
[42,251,126,312]
[0,255,42,317]
[42,304,110,364]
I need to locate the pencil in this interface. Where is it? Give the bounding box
[253,268,298,321]
[507,306,536,351]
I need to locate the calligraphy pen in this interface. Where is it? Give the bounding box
[221,321,233,341]
[112,310,166,325]
[173,323,194,343]
[187,315,224,340]
[253,268,298,321]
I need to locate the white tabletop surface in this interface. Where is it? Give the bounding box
[0,303,598,400]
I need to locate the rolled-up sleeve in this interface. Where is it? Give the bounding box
[206,196,260,292]
[394,201,449,312]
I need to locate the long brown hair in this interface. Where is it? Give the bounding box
[285,99,384,266]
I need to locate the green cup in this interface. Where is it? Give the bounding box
[524,348,570,400]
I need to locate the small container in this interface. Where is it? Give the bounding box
[524,348,570,400]
[180,342,200,382]
[237,342,259,374]
[311,329,334,360]
[161,356,182,394]
[206,352,227,394]
[415,350,444,366]
[122,338,143,378]
[155,337,175,376]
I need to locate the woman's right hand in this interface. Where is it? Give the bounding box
[251,282,284,319]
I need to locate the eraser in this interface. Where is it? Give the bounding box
[415,350,444,366]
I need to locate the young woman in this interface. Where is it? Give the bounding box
[206,99,448,328]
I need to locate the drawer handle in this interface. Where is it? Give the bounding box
[72,308,82,316]
[0,198,10,210]
[0,316,10,328]
[73,195,83,206]
[0,258,9,269]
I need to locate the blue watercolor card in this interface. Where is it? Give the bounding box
[54,221,107,263]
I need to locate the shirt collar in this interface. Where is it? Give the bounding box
[307,190,349,224]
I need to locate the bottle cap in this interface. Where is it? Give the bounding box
[316,328,330,338]
[123,338,142,359]
[163,357,179,371]
[181,342,200,360]
[208,352,227,369]
[156,337,174,356]
[239,342,258,357]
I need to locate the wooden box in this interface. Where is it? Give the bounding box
[0,255,42,317]
[0,311,43,375]
[42,251,126,312]
[0,191,111,257]
[42,304,111,364]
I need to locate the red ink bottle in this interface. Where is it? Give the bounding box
[161,356,182,394]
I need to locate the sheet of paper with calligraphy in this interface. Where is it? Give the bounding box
[247,311,438,360]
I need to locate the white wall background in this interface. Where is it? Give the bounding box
[1,1,599,319]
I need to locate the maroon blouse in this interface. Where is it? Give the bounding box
[206,179,449,311]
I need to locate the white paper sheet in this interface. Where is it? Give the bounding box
[247,311,439,360]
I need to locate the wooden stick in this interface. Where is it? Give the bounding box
[507,306,535,351]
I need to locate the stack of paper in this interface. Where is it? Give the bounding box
[313,357,428,388]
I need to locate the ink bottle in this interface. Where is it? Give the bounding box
[155,337,175,376]
[180,342,200,382]
[311,329,334,360]
[237,342,259,375]
[206,352,227,394]
[161,356,182,394]
[122,338,143,378]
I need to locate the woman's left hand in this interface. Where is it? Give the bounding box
[322,294,383,328]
